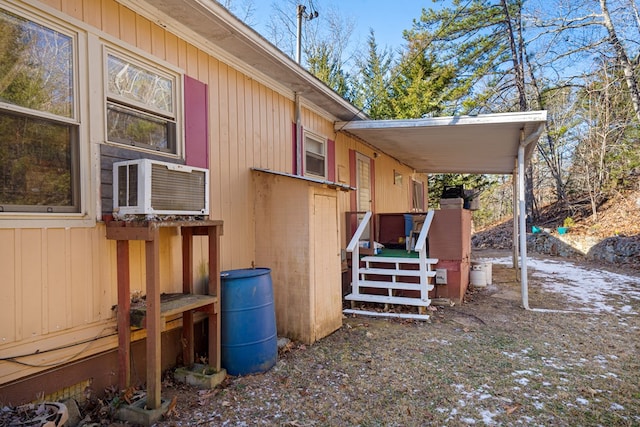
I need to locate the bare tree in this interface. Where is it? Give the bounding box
[220,0,257,26]
[573,59,633,219]
[599,0,640,122]
[264,0,355,70]
[530,0,640,123]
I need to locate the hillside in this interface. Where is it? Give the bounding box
[472,190,640,269]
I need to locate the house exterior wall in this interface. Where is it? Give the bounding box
[0,0,428,399]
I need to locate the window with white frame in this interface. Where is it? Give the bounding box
[412,179,425,211]
[0,7,80,213]
[304,132,326,178]
[105,51,178,154]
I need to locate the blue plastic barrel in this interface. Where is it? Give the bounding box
[220,268,277,376]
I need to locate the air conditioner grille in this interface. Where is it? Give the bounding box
[150,163,206,212]
[117,164,138,207]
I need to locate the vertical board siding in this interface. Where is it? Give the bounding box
[20,229,43,340]
[100,0,120,38]
[82,0,101,29]
[0,0,417,386]
[150,22,166,59]
[118,5,136,45]
[0,230,16,344]
[70,228,92,326]
[47,229,69,333]
[61,0,82,19]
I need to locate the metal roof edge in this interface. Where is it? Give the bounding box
[251,168,355,191]
[335,110,548,132]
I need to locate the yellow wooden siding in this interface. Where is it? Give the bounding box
[0,0,427,385]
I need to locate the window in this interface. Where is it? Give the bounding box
[412,179,425,211]
[0,8,80,213]
[304,133,326,178]
[394,170,403,186]
[105,52,177,154]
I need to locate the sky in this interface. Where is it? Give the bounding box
[246,0,427,54]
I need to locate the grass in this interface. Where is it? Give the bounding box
[114,254,640,426]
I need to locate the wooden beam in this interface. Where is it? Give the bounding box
[145,229,161,409]
[208,224,222,371]
[181,228,195,367]
[116,240,131,390]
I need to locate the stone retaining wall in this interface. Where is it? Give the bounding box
[525,232,640,269]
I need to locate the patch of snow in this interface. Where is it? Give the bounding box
[502,351,520,359]
[532,400,545,410]
[515,377,530,386]
[610,403,625,410]
[479,409,499,425]
[513,369,538,376]
[483,256,640,314]
[576,397,590,405]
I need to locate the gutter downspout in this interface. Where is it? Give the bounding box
[295,93,302,175]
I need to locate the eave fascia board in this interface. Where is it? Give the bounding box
[117,0,365,121]
[335,110,548,132]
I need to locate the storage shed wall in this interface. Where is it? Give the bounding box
[253,172,342,344]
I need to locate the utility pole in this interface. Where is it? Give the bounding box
[296,3,318,64]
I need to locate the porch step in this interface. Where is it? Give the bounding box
[356,280,434,292]
[359,267,437,277]
[344,293,431,307]
[361,256,439,265]
[343,308,430,321]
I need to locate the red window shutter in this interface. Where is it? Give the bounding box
[327,139,335,182]
[184,75,208,168]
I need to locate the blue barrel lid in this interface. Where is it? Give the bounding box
[221,267,271,279]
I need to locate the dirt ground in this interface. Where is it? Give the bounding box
[112,249,636,427]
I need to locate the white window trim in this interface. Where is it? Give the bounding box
[303,131,327,179]
[102,45,184,159]
[0,3,94,228]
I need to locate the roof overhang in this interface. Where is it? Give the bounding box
[119,0,366,122]
[335,111,548,174]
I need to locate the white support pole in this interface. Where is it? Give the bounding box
[512,159,519,271]
[518,143,530,310]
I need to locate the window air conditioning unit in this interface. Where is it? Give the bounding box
[113,159,209,216]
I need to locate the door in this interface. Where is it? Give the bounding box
[355,152,373,239]
[313,193,342,340]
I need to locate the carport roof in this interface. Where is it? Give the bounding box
[335,111,547,175]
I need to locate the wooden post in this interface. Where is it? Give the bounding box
[116,240,131,390]
[208,224,222,371]
[145,228,161,409]
[181,227,194,367]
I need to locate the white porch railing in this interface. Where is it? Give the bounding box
[344,210,438,320]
